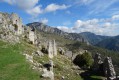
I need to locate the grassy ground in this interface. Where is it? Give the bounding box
[0,41,40,80]
[34,53,83,80]
[0,39,104,80]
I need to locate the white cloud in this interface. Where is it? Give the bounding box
[87,0,119,15]
[112,14,119,20]
[2,0,40,16]
[2,0,39,10]
[57,26,73,33]
[44,3,70,12]
[2,0,70,17]
[26,5,42,16]
[40,18,48,24]
[57,16,119,36]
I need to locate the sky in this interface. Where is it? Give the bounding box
[0,0,119,36]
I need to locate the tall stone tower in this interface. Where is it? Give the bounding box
[48,41,54,58]
[53,40,57,56]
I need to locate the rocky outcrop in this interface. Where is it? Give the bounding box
[104,57,116,80]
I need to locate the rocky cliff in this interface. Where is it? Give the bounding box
[27,22,88,43]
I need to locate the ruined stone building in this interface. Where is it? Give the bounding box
[53,40,57,56]
[28,27,37,44]
[93,53,118,80]
[0,12,24,35]
[93,53,103,71]
[104,57,117,80]
[10,13,23,35]
[48,41,54,58]
[48,40,57,58]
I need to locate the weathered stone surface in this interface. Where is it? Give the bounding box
[25,54,33,63]
[93,53,103,71]
[33,50,44,57]
[65,51,73,59]
[53,40,57,56]
[10,13,23,35]
[58,47,65,55]
[48,41,54,58]
[28,27,36,44]
[41,68,54,80]
[48,40,57,58]
[104,57,116,80]
[0,12,24,43]
[42,60,54,80]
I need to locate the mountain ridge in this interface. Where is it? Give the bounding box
[27,22,88,43]
[79,32,111,45]
[96,35,119,51]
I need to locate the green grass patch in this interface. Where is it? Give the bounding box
[0,40,40,80]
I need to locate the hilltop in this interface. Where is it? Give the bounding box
[0,12,119,80]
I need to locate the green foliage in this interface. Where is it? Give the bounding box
[73,52,93,68]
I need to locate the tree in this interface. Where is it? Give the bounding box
[73,52,93,69]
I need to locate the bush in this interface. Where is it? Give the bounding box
[73,52,93,69]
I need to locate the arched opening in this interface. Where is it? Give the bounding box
[13,24,18,31]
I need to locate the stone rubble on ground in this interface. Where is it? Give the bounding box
[41,60,54,80]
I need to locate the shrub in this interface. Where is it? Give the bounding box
[73,52,93,69]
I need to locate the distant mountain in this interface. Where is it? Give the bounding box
[79,32,110,45]
[96,36,119,51]
[27,22,88,43]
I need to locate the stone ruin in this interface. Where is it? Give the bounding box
[104,57,117,80]
[65,51,73,59]
[48,40,57,58]
[0,12,24,35]
[53,40,57,56]
[93,53,103,71]
[0,12,24,43]
[28,27,37,44]
[42,60,54,80]
[93,53,118,80]
[10,13,23,35]
[58,47,65,55]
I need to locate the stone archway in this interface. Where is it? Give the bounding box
[13,24,18,31]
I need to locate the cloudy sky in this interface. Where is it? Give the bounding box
[0,0,119,36]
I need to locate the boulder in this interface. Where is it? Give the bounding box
[41,68,54,80]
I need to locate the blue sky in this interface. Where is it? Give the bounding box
[0,0,119,36]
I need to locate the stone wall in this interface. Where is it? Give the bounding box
[10,13,23,35]
[104,57,116,80]
[48,40,57,58]
[0,12,24,35]
[93,53,118,80]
